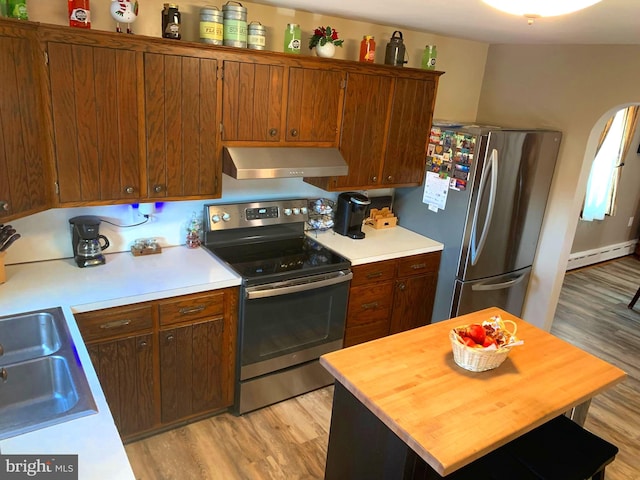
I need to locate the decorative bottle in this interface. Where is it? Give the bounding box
[359,36,376,63]
[68,0,91,29]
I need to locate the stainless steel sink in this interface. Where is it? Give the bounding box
[0,311,62,364]
[0,307,97,440]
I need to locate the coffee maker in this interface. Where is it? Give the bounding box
[333,192,371,239]
[69,215,110,267]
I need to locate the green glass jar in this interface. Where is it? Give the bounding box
[284,23,301,54]
[8,0,28,20]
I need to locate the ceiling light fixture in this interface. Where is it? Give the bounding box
[482,0,602,25]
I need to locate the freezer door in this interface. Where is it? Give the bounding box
[451,267,531,318]
[459,130,561,281]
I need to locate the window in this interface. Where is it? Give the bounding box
[582,105,639,221]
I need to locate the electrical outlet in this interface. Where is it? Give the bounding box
[629,216,634,227]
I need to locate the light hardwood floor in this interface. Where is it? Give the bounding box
[126,255,640,480]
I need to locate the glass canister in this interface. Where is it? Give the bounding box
[359,35,375,63]
[421,45,437,70]
[162,3,181,40]
[222,1,247,48]
[284,23,301,54]
[200,6,223,45]
[247,21,266,50]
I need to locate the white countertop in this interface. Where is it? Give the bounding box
[307,225,443,265]
[0,246,241,479]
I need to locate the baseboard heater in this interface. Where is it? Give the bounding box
[566,239,638,271]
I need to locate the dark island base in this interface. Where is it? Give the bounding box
[324,381,437,480]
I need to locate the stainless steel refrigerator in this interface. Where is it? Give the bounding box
[394,124,561,322]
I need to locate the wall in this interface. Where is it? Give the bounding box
[477,44,640,330]
[3,0,488,264]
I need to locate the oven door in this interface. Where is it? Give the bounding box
[240,270,352,381]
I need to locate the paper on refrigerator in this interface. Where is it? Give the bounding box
[422,171,449,212]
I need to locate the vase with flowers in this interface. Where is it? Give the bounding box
[309,26,344,58]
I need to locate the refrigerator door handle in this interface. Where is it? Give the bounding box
[470,148,499,266]
[471,272,527,291]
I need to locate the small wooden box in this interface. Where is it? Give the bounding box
[366,208,398,229]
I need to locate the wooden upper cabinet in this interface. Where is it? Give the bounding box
[222,63,344,146]
[144,53,219,199]
[305,70,439,192]
[382,76,436,186]
[285,67,343,143]
[0,28,50,219]
[221,60,283,142]
[48,42,141,204]
[333,72,392,189]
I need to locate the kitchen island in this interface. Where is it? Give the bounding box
[319,307,626,478]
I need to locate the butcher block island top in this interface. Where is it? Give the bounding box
[320,307,626,477]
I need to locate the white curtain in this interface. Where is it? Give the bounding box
[582,109,626,221]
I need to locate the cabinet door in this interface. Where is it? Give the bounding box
[389,273,438,335]
[222,61,283,142]
[144,53,219,199]
[0,31,49,218]
[382,77,436,186]
[335,72,392,189]
[48,43,141,203]
[344,282,393,347]
[160,317,228,423]
[285,67,343,143]
[87,334,155,438]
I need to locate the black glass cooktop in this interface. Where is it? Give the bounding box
[205,236,350,285]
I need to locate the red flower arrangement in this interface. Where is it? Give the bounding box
[308,26,344,49]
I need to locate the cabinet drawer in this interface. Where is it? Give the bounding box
[344,321,390,348]
[347,283,393,326]
[158,291,224,327]
[351,260,396,286]
[75,304,154,342]
[397,252,441,278]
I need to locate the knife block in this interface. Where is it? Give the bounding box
[0,251,6,284]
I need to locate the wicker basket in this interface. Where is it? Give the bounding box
[450,319,517,372]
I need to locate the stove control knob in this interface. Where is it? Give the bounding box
[284,208,292,216]
[300,207,308,215]
[222,212,231,222]
[293,207,300,215]
[211,214,221,223]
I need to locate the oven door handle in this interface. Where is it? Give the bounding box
[245,270,353,299]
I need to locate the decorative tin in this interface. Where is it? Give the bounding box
[222,1,247,48]
[200,6,223,45]
[247,21,266,50]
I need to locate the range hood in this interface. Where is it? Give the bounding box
[223,147,348,180]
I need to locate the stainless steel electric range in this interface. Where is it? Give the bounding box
[202,199,352,414]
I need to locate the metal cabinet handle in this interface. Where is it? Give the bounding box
[99,319,132,329]
[0,201,9,211]
[1,367,7,382]
[165,334,175,342]
[410,263,427,270]
[366,272,384,279]
[397,282,406,291]
[387,175,393,182]
[153,184,164,193]
[371,176,378,182]
[139,340,148,348]
[124,186,134,194]
[290,129,298,137]
[361,302,379,310]
[0,343,4,357]
[178,305,206,315]
[269,128,278,137]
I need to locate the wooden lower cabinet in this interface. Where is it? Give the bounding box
[344,252,441,347]
[87,333,155,438]
[75,287,238,441]
[159,317,227,424]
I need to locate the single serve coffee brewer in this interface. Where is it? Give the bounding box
[333,192,371,239]
[69,215,110,267]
